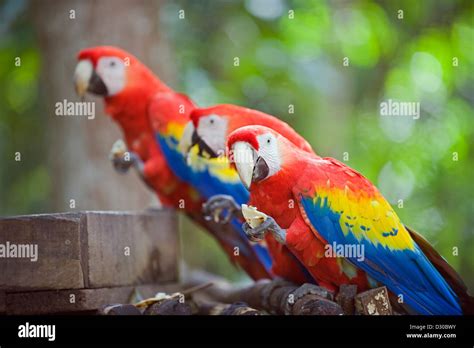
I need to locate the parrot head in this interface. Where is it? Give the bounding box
[190,108,230,158]
[74,46,167,115]
[74,45,172,136]
[75,46,126,98]
[227,125,293,189]
[180,104,313,159]
[179,105,242,158]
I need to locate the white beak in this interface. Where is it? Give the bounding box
[232,142,256,190]
[178,121,195,155]
[74,59,93,97]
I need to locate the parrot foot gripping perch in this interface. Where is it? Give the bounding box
[109,139,144,175]
[202,194,242,224]
[242,216,286,244]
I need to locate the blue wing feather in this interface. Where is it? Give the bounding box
[300,195,461,315]
[157,133,272,271]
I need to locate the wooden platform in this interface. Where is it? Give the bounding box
[0,210,179,314]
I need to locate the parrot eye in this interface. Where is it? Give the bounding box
[110,61,116,67]
[267,138,271,144]
[210,119,215,125]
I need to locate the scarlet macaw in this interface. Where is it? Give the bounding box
[179,103,314,220]
[73,46,271,280]
[225,125,471,315]
[177,104,318,284]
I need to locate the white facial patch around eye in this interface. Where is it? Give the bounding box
[96,56,126,96]
[197,114,228,156]
[256,133,281,177]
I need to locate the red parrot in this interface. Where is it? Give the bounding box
[185,104,313,156]
[226,125,472,314]
[73,46,271,280]
[180,104,316,284]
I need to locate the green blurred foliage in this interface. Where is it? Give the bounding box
[164,0,474,286]
[0,0,50,215]
[0,0,473,286]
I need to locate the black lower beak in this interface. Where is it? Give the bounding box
[252,156,269,183]
[88,71,108,96]
[191,131,200,150]
[191,130,219,158]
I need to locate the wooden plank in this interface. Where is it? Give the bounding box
[355,286,393,315]
[85,210,179,288]
[335,284,358,315]
[5,284,179,315]
[0,214,84,291]
[0,210,179,292]
[0,291,5,313]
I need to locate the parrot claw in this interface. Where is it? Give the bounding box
[242,221,266,242]
[202,195,241,224]
[109,140,144,175]
[109,139,127,158]
[242,216,286,244]
[109,139,133,173]
[111,156,134,174]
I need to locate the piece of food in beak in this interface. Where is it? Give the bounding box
[242,204,268,228]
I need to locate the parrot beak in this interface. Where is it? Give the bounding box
[74,60,108,97]
[178,122,195,155]
[190,129,219,158]
[74,60,92,97]
[232,142,268,189]
[253,155,270,183]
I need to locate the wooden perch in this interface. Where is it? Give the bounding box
[98,280,393,316]
[143,297,194,315]
[0,210,180,314]
[0,211,394,316]
[336,284,358,315]
[0,210,179,292]
[355,286,392,315]
[100,299,263,316]
[99,304,142,315]
[203,279,343,315]
[181,271,393,315]
[196,302,262,315]
[93,274,394,316]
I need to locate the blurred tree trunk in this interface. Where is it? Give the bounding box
[30,0,176,211]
